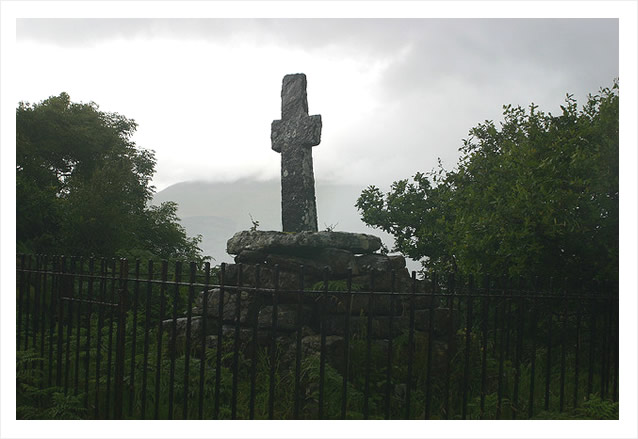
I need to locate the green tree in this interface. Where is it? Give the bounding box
[357,82,618,280]
[16,92,204,261]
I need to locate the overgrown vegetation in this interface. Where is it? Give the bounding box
[357,82,618,281]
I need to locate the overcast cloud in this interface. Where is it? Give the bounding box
[15,18,618,192]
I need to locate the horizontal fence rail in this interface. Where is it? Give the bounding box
[16,254,619,420]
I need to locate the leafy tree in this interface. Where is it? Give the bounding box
[357,82,618,280]
[16,92,204,261]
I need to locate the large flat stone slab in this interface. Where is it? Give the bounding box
[227,230,382,255]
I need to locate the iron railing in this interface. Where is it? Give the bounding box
[16,254,618,419]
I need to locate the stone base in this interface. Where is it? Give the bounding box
[164,229,454,375]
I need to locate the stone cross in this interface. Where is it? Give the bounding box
[271,73,322,232]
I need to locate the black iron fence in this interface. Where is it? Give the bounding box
[16,254,618,419]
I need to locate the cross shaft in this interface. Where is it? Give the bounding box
[271,74,322,232]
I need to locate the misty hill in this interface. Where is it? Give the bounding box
[152,178,418,270]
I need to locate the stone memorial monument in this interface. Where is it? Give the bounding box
[226,73,410,288]
[166,74,452,376]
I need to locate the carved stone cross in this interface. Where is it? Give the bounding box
[271,73,322,232]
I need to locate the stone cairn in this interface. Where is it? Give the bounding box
[168,74,451,372]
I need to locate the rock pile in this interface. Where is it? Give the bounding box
[226,230,411,290]
[163,230,456,372]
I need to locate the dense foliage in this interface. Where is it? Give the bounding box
[357,82,618,280]
[16,93,204,261]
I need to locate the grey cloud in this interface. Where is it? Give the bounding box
[17,18,415,53]
[379,19,618,104]
[17,18,617,96]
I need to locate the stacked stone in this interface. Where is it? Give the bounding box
[226,230,410,288]
[164,231,453,375]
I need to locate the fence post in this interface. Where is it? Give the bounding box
[405,271,417,419]
[294,265,305,419]
[528,277,539,419]
[24,255,33,350]
[17,254,26,350]
[462,274,474,419]
[56,256,66,387]
[480,275,490,418]
[424,272,436,419]
[268,264,280,420]
[114,259,128,419]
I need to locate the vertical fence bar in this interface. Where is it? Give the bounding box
[83,258,94,408]
[128,259,140,418]
[39,256,49,383]
[168,260,182,420]
[496,277,507,419]
[17,254,26,350]
[544,278,554,411]
[105,259,117,419]
[528,277,539,419]
[39,256,49,384]
[63,257,76,395]
[48,256,59,388]
[444,273,455,419]
[318,267,329,419]
[492,282,499,360]
[249,265,260,419]
[604,286,614,400]
[505,286,512,363]
[214,263,225,419]
[600,284,608,399]
[342,269,353,420]
[587,282,597,400]
[32,256,42,352]
[384,270,396,420]
[612,288,619,402]
[33,255,42,351]
[56,256,66,387]
[600,288,611,399]
[363,271,374,420]
[114,259,128,419]
[462,275,474,419]
[95,258,106,418]
[294,265,305,419]
[573,282,582,409]
[480,275,490,418]
[231,264,243,419]
[183,261,196,420]
[154,260,168,419]
[425,272,436,419]
[268,265,280,420]
[405,271,417,420]
[141,260,153,420]
[559,280,568,412]
[181,262,195,419]
[64,257,76,395]
[73,258,84,396]
[24,255,33,350]
[198,262,211,420]
[512,277,524,419]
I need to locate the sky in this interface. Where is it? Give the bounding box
[13,17,619,192]
[2,2,637,439]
